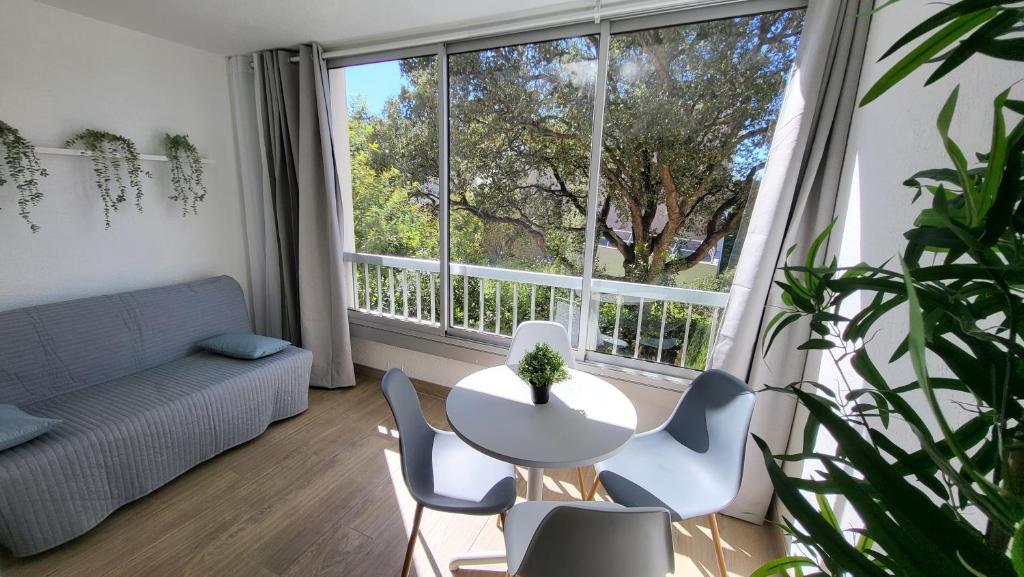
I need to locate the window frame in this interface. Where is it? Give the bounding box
[333,0,809,385]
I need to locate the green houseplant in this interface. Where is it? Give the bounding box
[517,343,570,405]
[0,120,48,232]
[164,133,206,216]
[65,129,151,229]
[753,1,1024,576]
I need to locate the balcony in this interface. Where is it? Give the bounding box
[345,252,730,375]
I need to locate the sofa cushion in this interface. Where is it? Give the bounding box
[0,404,60,451]
[197,333,290,360]
[0,346,312,556]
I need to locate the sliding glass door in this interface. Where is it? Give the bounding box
[335,0,806,378]
[447,33,598,343]
[586,9,804,370]
[338,55,441,324]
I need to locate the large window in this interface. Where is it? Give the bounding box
[588,10,804,369]
[338,3,805,377]
[339,56,440,324]
[447,35,598,339]
[344,56,439,259]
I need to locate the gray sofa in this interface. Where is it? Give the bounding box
[0,276,312,556]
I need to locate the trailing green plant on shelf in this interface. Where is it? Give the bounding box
[753,1,1024,576]
[65,129,151,229]
[0,120,48,232]
[164,133,206,216]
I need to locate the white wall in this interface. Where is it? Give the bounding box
[0,0,249,311]
[792,0,1023,530]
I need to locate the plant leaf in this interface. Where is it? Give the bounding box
[978,89,1011,219]
[1011,521,1024,576]
[862,9,999,105]
[926,10,1020,85]
[820,459,962,576]
[753,435,889,577]
[978,37,1024,60]
[879,0,1008,60]
[798,339,836,351]
[983,112,1024,243]
[793,388,1012,575]
[751,556,818,577]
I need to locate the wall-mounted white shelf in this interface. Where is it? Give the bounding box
[35,147,214,164]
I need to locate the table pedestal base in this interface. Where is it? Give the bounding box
[449,550,506,571]
[526,466,544,501]
[450,467,546,572]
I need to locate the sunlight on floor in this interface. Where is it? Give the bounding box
[0,381,780,577]
[382,443,767,577]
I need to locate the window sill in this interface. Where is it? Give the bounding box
[347,310,696,393]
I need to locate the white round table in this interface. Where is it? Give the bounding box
[446,365,638,501]
[445,365,637,571]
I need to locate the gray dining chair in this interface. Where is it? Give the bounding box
[586,369,755,577]
[380,368,519,577]
[503,501,674,577]
[505,321,589,497]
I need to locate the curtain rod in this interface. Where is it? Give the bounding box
[285,0,745,63]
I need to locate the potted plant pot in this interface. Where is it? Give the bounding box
[531,383,551,405]
[517,342,569,406]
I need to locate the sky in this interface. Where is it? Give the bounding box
[344,60,404,115]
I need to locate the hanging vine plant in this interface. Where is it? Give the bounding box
[65,129,151,229]
[0,120,48,232]
[164,133,206,216]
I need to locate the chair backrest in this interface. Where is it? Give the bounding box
[506,321,576,369]
[0,276,251,406]
[663,368,755,502]
[380,368,435,503]
[517,504,674,577]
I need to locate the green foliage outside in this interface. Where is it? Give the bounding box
[348,10,804,368]
[517,342,570,387]
[352,263,730,369]
[350,100,442,260]
[354,11,803,284]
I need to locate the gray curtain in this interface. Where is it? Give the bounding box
[229,45,356,389]
[256,50,302,344]
[709,0,874,523]
[228,55,282,338]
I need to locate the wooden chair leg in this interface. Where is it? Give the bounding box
[575,467,586,498]
[708,513,728,577]
[402,503,424,577]
[497,511,506,530]
[585,475,601,501]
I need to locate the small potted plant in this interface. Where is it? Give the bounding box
[517,343,569,405]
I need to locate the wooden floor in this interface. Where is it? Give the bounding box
[0,369,780,577]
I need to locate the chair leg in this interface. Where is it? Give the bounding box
[575,467,586,498]
[402,503,424,577]
[497,512,506,530]
[585,475,601,501]
[708,513,728,577]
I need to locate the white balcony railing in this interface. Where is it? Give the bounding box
[343,252,729,371]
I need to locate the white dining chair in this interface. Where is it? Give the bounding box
[380,368,518,577]
[506,320,576,369]
[505,321,588,496]
[586,369,755,577]
[503,501,674,577]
